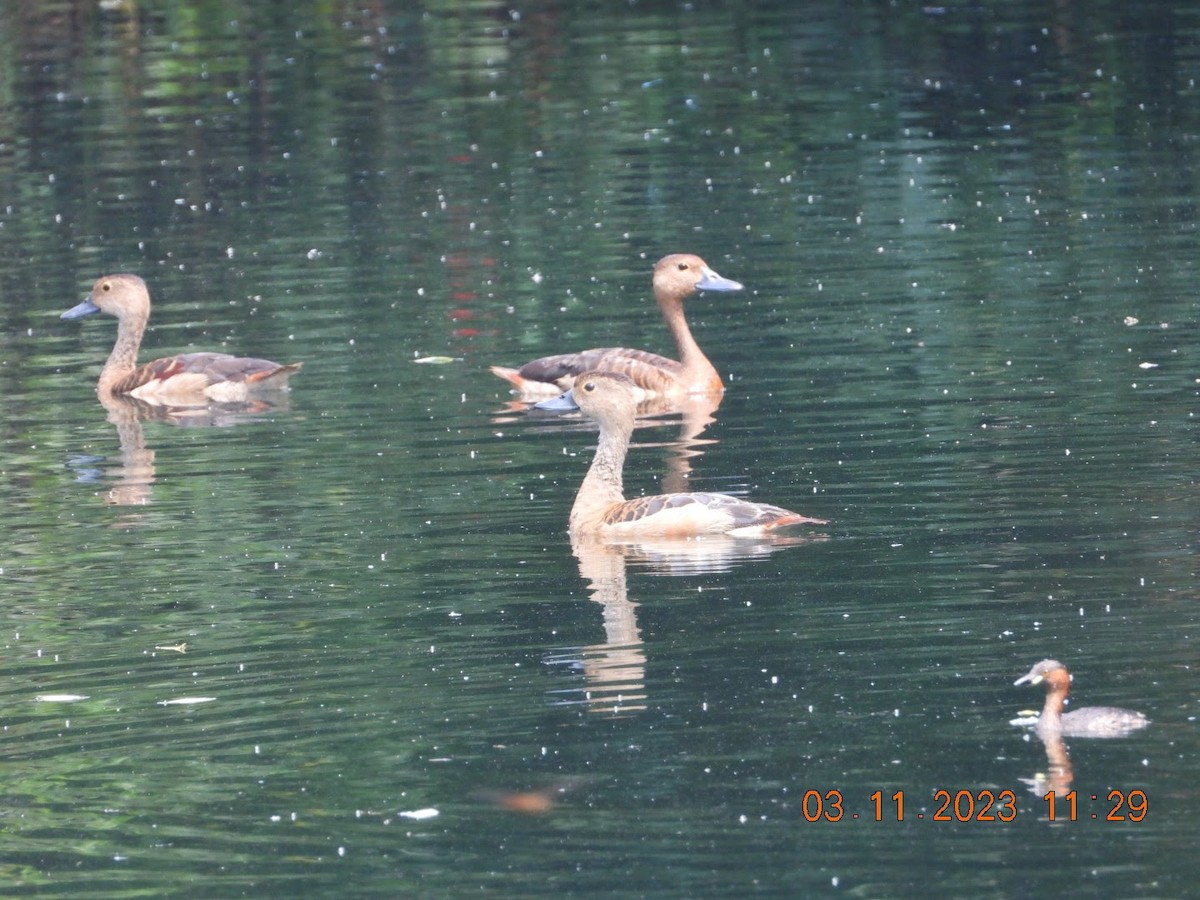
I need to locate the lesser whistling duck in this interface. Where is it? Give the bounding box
[492,253,742,400]
[62,274,301,405]
[535,371,827,538]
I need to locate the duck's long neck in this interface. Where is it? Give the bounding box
[1039,683,1068,728]
[569,418,631,531]
[97,314,146,395]
[660,295,713,377]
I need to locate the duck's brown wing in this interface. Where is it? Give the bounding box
[605,492,827,530]
[173,352,300,384]
[113,353,300,393]
[108,355,209,394]
[519,348,681,388]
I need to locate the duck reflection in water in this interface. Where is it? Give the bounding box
[561,534,648,716]
[75,395,157,510]
[564,532,826,717]
[67,386,296,514]
[501,387,722,497]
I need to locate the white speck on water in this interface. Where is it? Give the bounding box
[398,811,441,825]
[158,697,216,706]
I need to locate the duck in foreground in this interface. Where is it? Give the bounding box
[1014,659,1150,738]
[492,253,742,400]
[535,371,828,538]
[62,274,301,405]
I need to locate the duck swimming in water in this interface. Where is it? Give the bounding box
[535,371,827,538]
[1014,659,1150,738]
[492,253,742,400]
[61,274,301,405]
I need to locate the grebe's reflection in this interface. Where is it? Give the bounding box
[1017,730,1074,801]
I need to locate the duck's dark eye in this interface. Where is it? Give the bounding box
[677,262,689,271]
[583,381,596,393]
[101,282,111,292]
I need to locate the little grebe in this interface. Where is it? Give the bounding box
[492,254,742,400]
[535,371,827,538]
[62,274,301,405]
[1014,659,1149,738]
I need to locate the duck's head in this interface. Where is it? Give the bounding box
[535,370,640,422]
[652,254,743,302]
[62,274,151,321]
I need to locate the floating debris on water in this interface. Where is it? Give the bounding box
[158,697,216,706]
[398,808,439,820]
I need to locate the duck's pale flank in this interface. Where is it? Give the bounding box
[492,253,742,399]
[61,274,301,405]
[1014,659,1150,738]
[536,371,828,537]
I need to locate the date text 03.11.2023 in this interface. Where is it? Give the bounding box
[796,789,1148,822]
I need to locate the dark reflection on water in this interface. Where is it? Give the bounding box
[1,0,1199,896]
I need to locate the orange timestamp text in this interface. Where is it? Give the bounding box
[796,788,1147,823]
